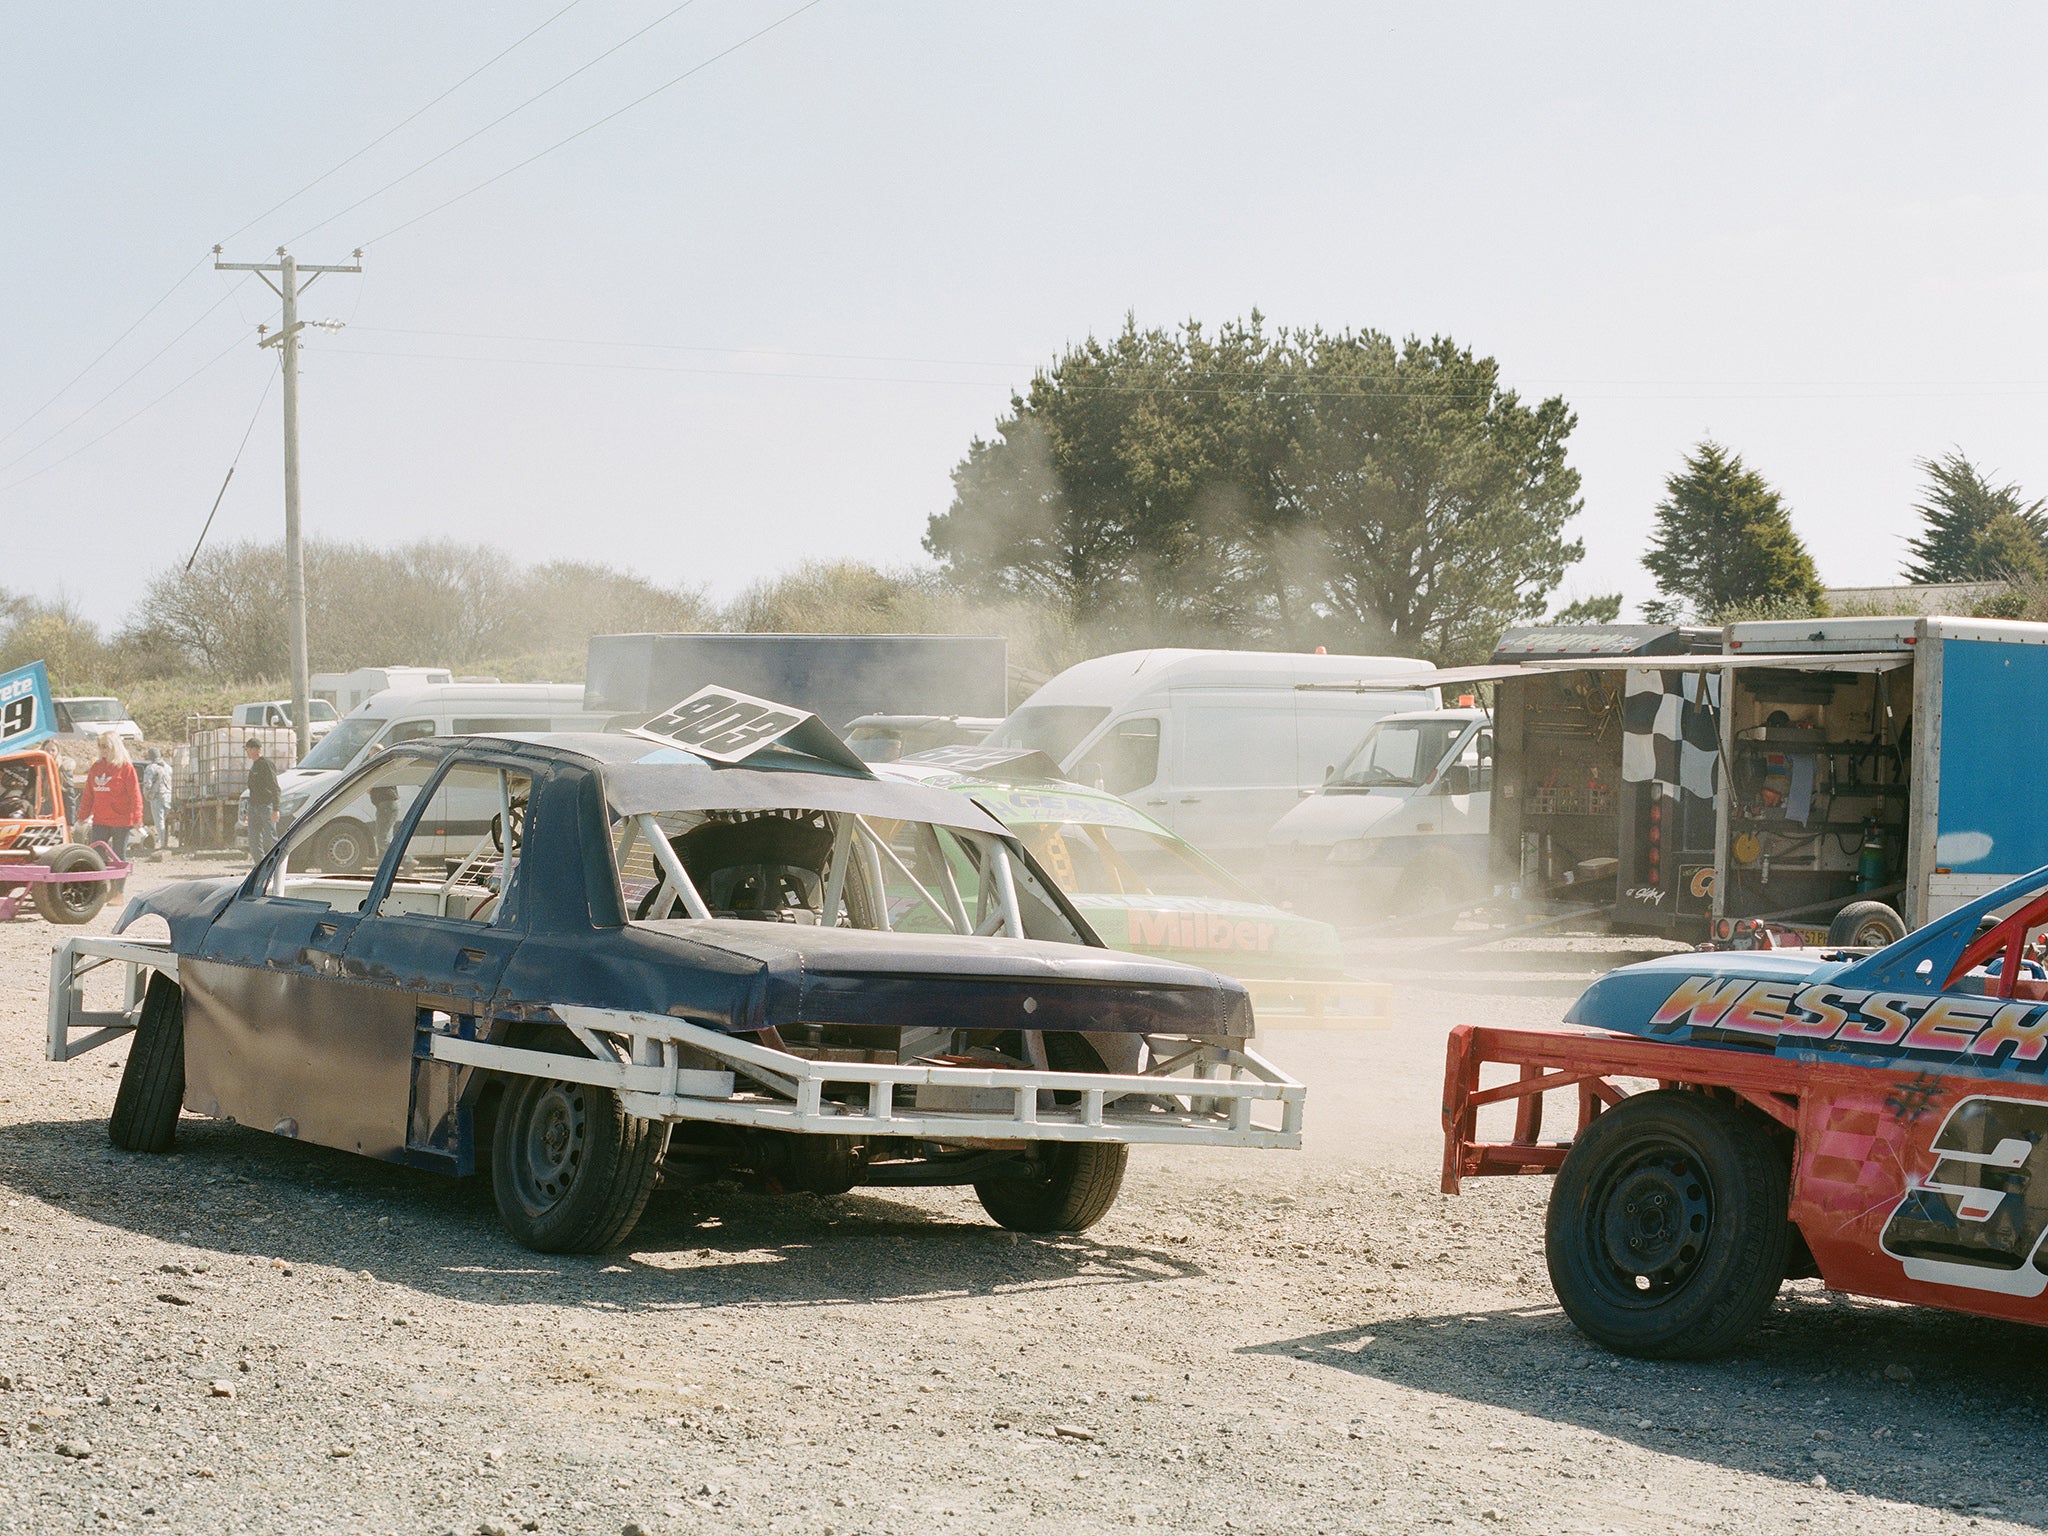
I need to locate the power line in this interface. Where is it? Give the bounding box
[186,358,280,569]
[0,250,210,450]
[0,333,251,495]
[288,0,708,246]
[8,2,585,486]
[0,279,252,479]
[345,325,2048,392]
[360,0,831,247]
[217,0,588,247]
[350,324,1032,369]
[321,345,2047,402]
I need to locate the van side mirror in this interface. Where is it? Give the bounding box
[1323,764,1334,782]
[1442,764,1473,797]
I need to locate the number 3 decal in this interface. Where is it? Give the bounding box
[1881,1095,2048,1297]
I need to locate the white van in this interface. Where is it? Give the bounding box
[309,666,455,717]
[54,696,145,745]
[981,649,1438,864]
[232,698,339,741]
[269,684,604,867]
[1268,707,1492,910]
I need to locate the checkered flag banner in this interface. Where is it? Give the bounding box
[1621,669,1720,800]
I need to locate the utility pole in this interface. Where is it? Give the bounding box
[212,245,362,759]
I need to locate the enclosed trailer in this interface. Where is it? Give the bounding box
[585,634,1008,730]
[1487,625,1719,934]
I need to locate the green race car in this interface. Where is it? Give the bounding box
[880,747,1345,985]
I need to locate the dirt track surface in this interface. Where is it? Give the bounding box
[2,862,2045,1535]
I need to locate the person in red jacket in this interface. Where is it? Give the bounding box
[76,733,143,891]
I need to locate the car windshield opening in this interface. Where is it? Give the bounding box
[611,804,1084,944]
[296,718,380,771]
[1331,719,1467,788]
[982,705,1109,763]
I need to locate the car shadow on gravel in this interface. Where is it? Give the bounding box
[1,1115,1202,1311]
[1246,1286,2048,1525]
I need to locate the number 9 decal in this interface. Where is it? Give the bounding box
[1881,1095,2048,1297]
[0,695,34,743]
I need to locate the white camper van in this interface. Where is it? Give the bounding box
[309,666,455,717]
[265,684,604,867]
[1268,707,1492,910]
[982,649,1438,862]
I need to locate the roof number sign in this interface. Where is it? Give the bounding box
[630,685,873,774]
[0,661,56,754]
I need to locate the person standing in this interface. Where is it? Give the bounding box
[140,748,173,860]
[245,738,281,864]
[76,733,144,892]
[366,750,402,854]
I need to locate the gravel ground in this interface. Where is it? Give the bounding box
[2,858,2045,1535]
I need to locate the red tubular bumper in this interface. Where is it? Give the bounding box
[1440,1024,1805,1194]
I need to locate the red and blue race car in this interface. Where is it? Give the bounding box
[1443,866,2048,1357]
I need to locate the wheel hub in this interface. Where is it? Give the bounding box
[1598,1157,1709,1292]
[518,1083,586,1208]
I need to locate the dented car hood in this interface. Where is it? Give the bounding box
[631,918,1255,1038]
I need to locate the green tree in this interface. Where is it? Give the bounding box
[1641,442,1823,623]
[927,314,1293,644]
[927,316,1587,662]
[1551,593,1623,624]
[1902,452,2048,583]
[1284,332,1583,661]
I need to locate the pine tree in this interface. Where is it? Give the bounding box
[1901,452,2048,583]
[1641,442,1824,623]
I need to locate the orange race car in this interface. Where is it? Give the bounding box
[0,748,122,924]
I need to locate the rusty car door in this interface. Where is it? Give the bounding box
[180,751,441,1160]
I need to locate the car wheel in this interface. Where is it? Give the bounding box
[1828,900,1906,948]
[1394,852,1479,915]
[972,1142,1129,1233]
[972,1033,1128,1233]
[491,1048,666,1253]
[109,973,185,1153]
[31,844,109,925]
[313,819,372,873]
[1546,1089,1791,1359]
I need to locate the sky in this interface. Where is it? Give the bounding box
[8,2,2048,634]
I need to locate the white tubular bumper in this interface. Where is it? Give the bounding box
[48,936,178,1062]
[425,1005,1305,1150]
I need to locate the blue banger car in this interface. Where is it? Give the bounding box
[50,690,1302,1253]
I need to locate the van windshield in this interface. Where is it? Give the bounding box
[297,718,380,771]
[983,706,1108,762]
[64,700,125,723]
[1331,719,1467,788]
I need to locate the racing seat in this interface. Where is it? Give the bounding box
[637,814,843,923]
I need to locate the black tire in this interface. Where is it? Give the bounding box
[1829,900,1906,948]
[1393,852,1480,915]
[109,973,185,1153]
[313,819,372,873]
[490,1038,666,1253]
[1546,1089,1791,1360]
[972,1033,1128,1233]
[973,1142,1129,1233]
[31,844,109,925]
